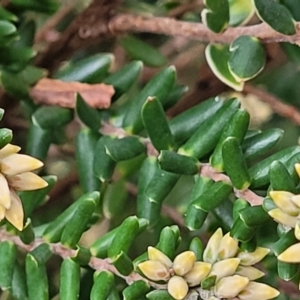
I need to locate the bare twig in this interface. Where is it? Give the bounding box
[244,84,300,125]
[109,14,300,45]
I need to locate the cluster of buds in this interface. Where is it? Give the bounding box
[0,143,47,231]
[138,228,279,300]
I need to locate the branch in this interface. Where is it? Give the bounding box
[244,84,300,125]
[109,14,300,45]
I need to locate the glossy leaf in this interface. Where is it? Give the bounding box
[0,241,17,289]
[229,0,255,26]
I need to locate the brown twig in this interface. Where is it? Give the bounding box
[244,84,300,125]
[109,14,300,45]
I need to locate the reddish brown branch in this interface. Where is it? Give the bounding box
[244,84,300,125]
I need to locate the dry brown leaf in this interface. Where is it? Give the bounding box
[30,78,115,109]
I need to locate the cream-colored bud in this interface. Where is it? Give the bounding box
[291,195,300,208]
[278,242,300,263]
[294,163,300,179]
[268,208,297,228]
[295,222,300,241]
[7,172,48,191]
[173,251,196,276]
[237,247,270,266]
[218,232,239,260]
[5,189,24,231]
[203,228,223,264]
[148,246,173,268]
[269,191,299,216]
[0,173,11,209]
[0,144,20,159]
[210,258,240,280]
[235,265,265,280]
[184,261,211,287]
[138,260,170,281]
[214,275,249,298]
[238,281,280,300]
[168,276,189,300]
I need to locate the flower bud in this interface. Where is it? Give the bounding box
[148,246,173,267]
[268,208,297,228]
[294,163,300,179]
[269,191,299,216]
[203,228,223,264]
[168,276,189,300]
[173,251,196,276]
[214,275,249,298]
[218,232,239,260]
[238,247,270,266]
[184,261,211,287]
[138,260,170,281]
[235,265,264,280]
[295,221,300,241]
[278,242,300,263]
[238,282,279,300]
[210,258,240,280]
[291,194,300,208]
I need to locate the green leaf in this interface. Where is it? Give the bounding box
[239,206,270,227]
[0,128,12,149]
[13,20,36,48]
[0,241,17,289]
[11,262,28,300]
[25,254,49,300]
[201,0,229,32]
[222,137,251,190]
[10,0,59,14]
[142,96,175,151]
[205,44,243,91]
[104,60,143,101]
[228,36,265,81]
[123,280,150,300]
[19,218,35,245]
[91,271,114,300]
[230,217,256,242]
[76,128,101,192]
[252,0,296,35]
[119,35,167,67]
[147,290,175,300]
[0,6,18,22]
[32,106,73,129]
[61,194,98,248]
[111,251,134,276]
[156,226,178,260]
[122,66,176,133]
[278,261,299,281]
[229,0,255,26]
[189,237,204,261]
[55,53,114,83]
[30,243,52,265]
[158,150,200,175]
[60,258,80,300]
[105,136,146,161]
[0,20,17,44]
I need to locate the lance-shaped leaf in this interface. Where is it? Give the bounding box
[158,150,200,175]
[241,128,283,161]
[201,0,229,32]
[60,258,80,300]
[178,98,240,158]
[90,270,114,300]
[210,109,250,171]
[0,241,17,289]
[93,135,116,182]
[169,97,224,145]
[108,216,140,258]
[122,66,176,133]
[43,192,98,242]
[193,181,232,212]
[185,176,214,230]
[61,196,98,248]
[26,122,52,161]
[105,136,146,162]
[222,137,251,190]
[228,36,265,82]
[249,146,300,188]
[20,175,57,218]
[104,60,143,101]
[76,128,101,192]
[142,96,175,151]
[32,106,73,129]
[205,44,243,91]
[229,0,255,26]
[76,94,102,132]
[54,53,114,83]
[123,280,150,300]
[252,0,296,35]
[25,254,49,300]
[137,157,161,226]
[120,35,166,67]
